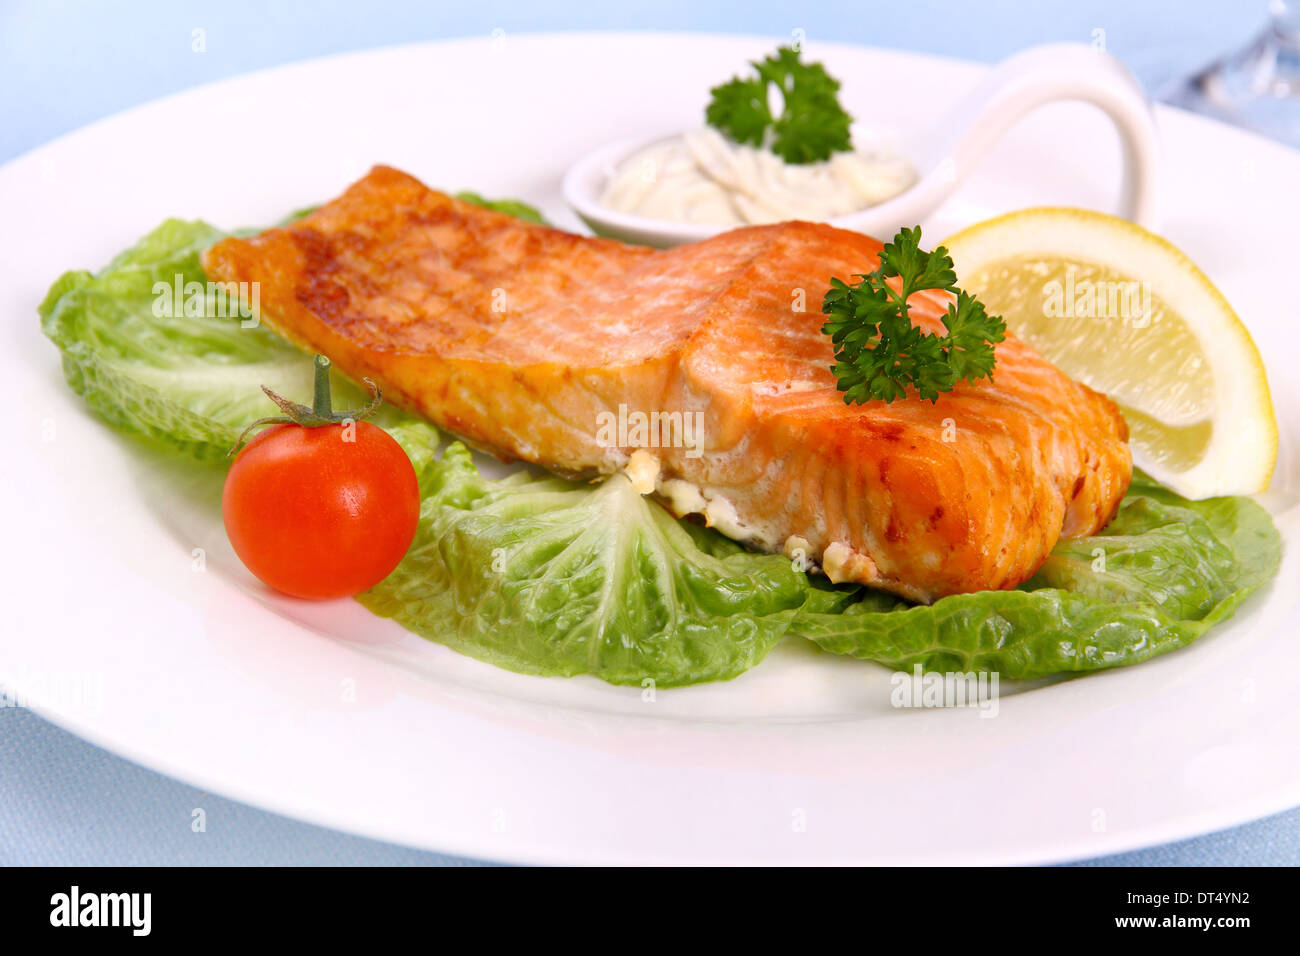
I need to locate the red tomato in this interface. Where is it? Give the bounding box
[223,422,420,599]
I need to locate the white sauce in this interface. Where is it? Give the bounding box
[600,127,915,227]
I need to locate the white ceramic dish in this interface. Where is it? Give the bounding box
[1,33,1297,865]
[564,42,1162,247]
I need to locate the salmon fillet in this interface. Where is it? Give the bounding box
[203,165,1131,602]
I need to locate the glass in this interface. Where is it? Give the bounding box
[1163,0,1300,147]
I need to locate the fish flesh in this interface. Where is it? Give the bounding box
[203,165,1131,602]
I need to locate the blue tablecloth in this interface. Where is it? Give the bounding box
[3,0,1295,866]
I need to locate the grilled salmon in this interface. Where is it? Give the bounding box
[203,165,1131,601]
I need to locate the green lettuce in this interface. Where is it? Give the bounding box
[358,443,819,686]
[40,215,1282,688]
[454,191,549,225]
[38,218,440,480]
[790,472,1281,678]
[361,447,1279,685]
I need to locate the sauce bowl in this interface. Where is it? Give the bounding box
[562,43,1160,248]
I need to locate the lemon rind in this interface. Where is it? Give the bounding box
[942,207,1278,498]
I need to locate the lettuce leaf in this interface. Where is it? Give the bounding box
[790,472,1281,678]
[38,218,439,480]
[361,448,1279,685]
[39,216,1282,688]
[454,191,549,225]
[357,443,818,686]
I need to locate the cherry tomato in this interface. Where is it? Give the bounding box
[223,421,420,599]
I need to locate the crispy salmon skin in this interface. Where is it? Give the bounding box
[203,165,1131,601]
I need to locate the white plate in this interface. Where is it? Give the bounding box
[2,33,1297,866]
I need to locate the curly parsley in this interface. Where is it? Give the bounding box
[821,227,1007,404]
[705,45,853,164]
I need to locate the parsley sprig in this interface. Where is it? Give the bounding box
[821,227,1007,404]
[705,45,853,164]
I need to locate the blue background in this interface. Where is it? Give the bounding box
[3,0,1296,865]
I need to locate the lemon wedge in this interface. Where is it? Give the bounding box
[942,207,1277,498]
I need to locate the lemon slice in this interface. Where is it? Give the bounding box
[942,207,1277,498]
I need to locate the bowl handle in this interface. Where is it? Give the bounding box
[914,42,1161,229]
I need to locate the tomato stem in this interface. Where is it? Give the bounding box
[313,354,334,419]
[227,353,385,457]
